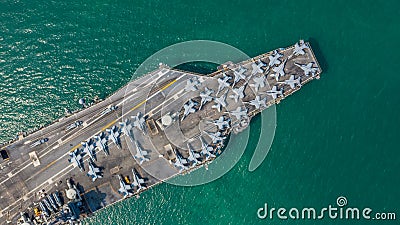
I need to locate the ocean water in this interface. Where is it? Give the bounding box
[1,0,400,224]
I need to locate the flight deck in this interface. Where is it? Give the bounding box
[0,41,322,224]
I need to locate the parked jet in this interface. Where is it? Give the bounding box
[181,99,198,121]
[213,116,230,130]
[87,160,102,182]
[232,65,247,85]
[117,175,133,198]
[199,87,214,109]
[200,137,216,159]
[100,105,117,116]
[131,112,146,133]
[47,194,58,211]
[292,40,308,56]
[250,76,266,92]
[68,149,84,172]
[132,169,145,191]
[43,198,54,213]
[249,96,267,109]
[251,59,266,75]
[133,140,150,164]
[229,85,246,103]
[187,143,201,165]
[66,120,83,132]
[268,50,283,67]
[119,119,134,142]
[271,59,287,81]
[39,201,49,217]
[173,150,188,172]
[106,126,121,149]
[230,107,248,120]
[294,62,318,77]
[280,75,301,89]
[212,91,228,112]
[216,73,231,94]
[204,131,226,144]
[53,191,63,208]
[94,132,109,156]
[81,140,96,161]
[184,77,200,92]
[266,86,283,100]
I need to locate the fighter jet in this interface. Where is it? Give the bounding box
[43,198,54,213]
[68,149,84,172]
[47,194,58,211]
[187,143,201,165]
[212,116,230,130]
[53,191,63,208]
[200,137,216,159]
[199,87,214,109]
[216,73,231,94]
[132,169,145,191]
[94,132,109,156]
[66,120,83,132]
[173,150,188,172]
[266,86,283,100]
[100,105,118,116]
[292,40,308,56]
[229,85,246,103]
[131,112,146,133]
[279,75,301,89]
[250,76,266,92]
[106,126,121,149]
[271,59,287,81]
[251,59,266,75]
[81,140,96,161]
[294,62,318,77]
[232,65,247,85]
[133,140,150,165]
[230,107,248,120]
[39,201,49,217]
[204,131,226,144]
[184,77,200,92]
[249,96,267,109]
[212,91,228,112]
[119,119,134,142]
[181,99,198,121]
[117,175,133,198]
[268,50,283,67]
[87,160,102,182]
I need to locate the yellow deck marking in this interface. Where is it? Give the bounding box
[68,79,177,153]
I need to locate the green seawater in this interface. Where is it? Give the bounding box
[1,0,399,224]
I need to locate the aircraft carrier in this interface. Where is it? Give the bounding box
[0,41,322,224]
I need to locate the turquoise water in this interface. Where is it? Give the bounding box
[1,0,400,224]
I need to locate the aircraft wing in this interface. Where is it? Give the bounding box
[87,170,95,177]
[135,152,142,159]
[187,155,195,162]
[141,149,148,156]
[125,184,132,190]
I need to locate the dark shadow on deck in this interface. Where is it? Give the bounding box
[83,187,107,212]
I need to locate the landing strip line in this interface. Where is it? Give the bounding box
[1,75,181,217]
[23,78,180,183]
[68,79,178,153]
